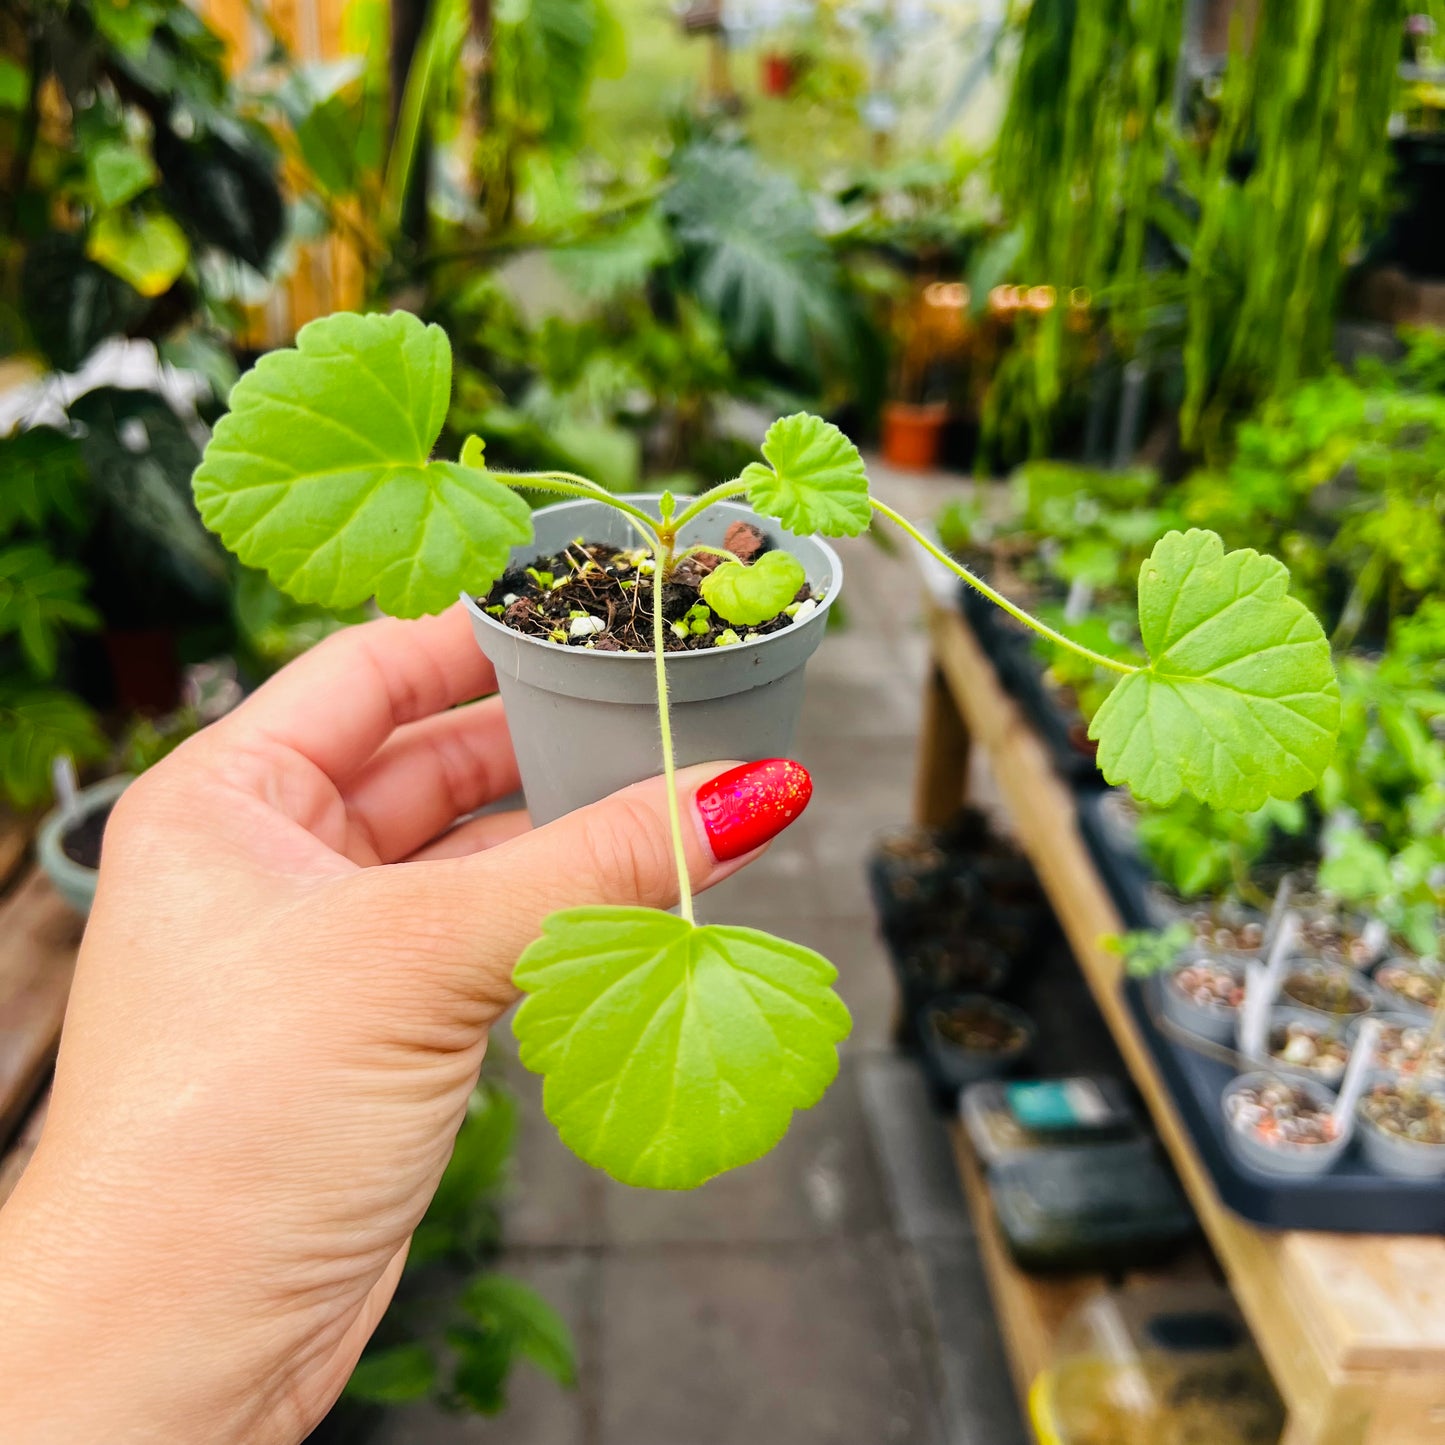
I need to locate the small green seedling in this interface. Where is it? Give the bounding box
[1104,923,1195,979]
[192,311,1340,1190]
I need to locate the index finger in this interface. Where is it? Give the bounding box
[211,606,498,782]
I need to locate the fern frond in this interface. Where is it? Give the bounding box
[0,685,108,809]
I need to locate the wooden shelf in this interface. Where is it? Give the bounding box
[0,866,81,1187]
[949,1122,1216,1440]
[948,1122,1115,1416]
[917,599,1445,1445]
[0,1086,50,1210]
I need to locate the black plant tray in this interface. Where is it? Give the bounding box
[1075,789,1157,930]
[957,583,1104,788]
[1122,976,1445,1234]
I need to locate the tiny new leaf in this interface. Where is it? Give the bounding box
[513,908,851,1189]
[742,413,871,538]
[192,312,533,617]
[702,549,806,626]
[1089,530,1340,811]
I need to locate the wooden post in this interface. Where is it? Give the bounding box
[913,664,970,827]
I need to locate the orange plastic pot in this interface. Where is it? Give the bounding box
[881,402,948,470]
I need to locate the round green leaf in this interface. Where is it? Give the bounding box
[1089,529,1340,811]
[513,908,852,1190]
[742,412,872,537]
[700,549,805,626]
[192,311,534,617]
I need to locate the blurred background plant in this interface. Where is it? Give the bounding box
[321,1074,578,1437]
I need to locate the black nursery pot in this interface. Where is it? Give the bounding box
[866,835,983,940]
[891,935,1014,1054]
[919,994,1036,1096]
[303,1399,383,1445]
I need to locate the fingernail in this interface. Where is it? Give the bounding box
[695,759,813,861]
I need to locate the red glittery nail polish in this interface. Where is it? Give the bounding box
[695,759,812,861]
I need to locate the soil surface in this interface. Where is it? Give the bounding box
[61,802,114,869]
[1282,970,1372,1016]
[1361,1084,1445,1144]
[931,1003,1025,1053]
[479,525,814,653]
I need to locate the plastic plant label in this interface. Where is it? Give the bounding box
[1007,1078,1115,1130]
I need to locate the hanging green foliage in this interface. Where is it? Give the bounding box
[1178,0,1406,449]
[990,0,1406,457]
[990,0,1185,455]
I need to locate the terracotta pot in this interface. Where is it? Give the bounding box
[881,402,948,470]
[760,52,799,96]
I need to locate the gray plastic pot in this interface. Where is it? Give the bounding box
[1159,950,1245,1045]
[1370,956,1444,1019]
[1221,1071,1347,1178]
[1356,1084,1445,1179]
[1279,957,1378,1021]
[36,774,132,915]
[461,495,842,825]
[1251,1005,1350,1089]
[920,995,1035,1092]
[1349,1011,1445,1088]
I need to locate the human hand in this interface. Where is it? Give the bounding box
[0,607,811,1445]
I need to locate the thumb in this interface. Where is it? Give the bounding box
[388,758,812,998]
[505,756,813,916]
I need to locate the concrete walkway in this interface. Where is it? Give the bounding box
[376,464,1028,1445]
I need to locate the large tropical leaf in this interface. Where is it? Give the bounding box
[663,143,849,376]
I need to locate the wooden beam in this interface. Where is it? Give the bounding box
[0,871,82,1148]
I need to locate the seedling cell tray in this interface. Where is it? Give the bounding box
[1122,976,1445,1233]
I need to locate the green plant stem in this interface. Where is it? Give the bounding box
[650,548,694,925]
[1330,547,1384,651]
[671,479,751,532]
[493,474,663,550]
[506,468,612,496]
[673,543,739,566]
[869,499,1140,677]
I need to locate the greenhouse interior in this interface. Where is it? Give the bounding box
[2,1,1445,1443]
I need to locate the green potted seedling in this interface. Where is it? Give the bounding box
[191,310,1341,1191]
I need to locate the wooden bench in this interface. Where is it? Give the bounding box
[915,599,1445,1445]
